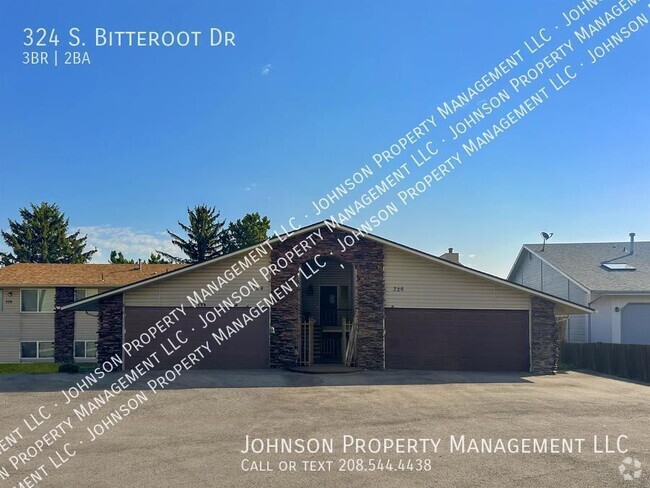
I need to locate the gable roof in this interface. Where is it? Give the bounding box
[513,241,650,293]
[61,221,593,314]
[0,263,186,287]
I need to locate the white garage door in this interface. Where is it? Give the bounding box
[621,304,650,345]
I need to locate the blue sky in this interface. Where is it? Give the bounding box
[1,0,648,276]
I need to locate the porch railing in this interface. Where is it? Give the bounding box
[343,319,358,367]
[320,308,354,327]
[298,319,315,366]
[299,317,357,366]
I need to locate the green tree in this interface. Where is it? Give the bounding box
[221,212,271,254]
[157,205,226,263]
[147,252,171,264]
[109,250,134,264]
[0,202,96,265]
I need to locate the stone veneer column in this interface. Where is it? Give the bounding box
[353,243,385,369]
[97,294,124,364]
[530,296,559,374]
[269,228,385,369]
[54,287,75,363]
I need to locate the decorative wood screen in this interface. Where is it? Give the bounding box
[298,319,315,366]
[344,319,358,367]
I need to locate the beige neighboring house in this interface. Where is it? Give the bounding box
[0,263,184,363]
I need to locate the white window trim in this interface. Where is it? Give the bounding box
[19,341,55,361]
[20,288,55,314]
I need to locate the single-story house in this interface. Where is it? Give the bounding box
[508,233,650,344]
[0,263,184,363]
[63,221,590,374]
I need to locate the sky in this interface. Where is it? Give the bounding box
[0,0,648,276]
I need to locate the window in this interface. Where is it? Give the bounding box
[20,289,55,312]
[39,342,54,358]
[602,263,636,271]
[74,288,98,302]
[75,341,97,359]
[20,341,55,359]
[21,342,37,358]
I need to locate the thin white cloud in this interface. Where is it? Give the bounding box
[468,254,477,259]
[78,225,179,263]
[244,182,257,191]
[261,64,272,76]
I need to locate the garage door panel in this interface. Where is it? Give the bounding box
[386,308,529,371]
[124,307,269,369]
[622,304,650,345]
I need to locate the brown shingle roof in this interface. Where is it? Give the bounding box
[0,263,186,287]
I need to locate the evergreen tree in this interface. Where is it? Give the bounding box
[109,250,134,264]
[157,205,226,263]
[147,252,171,264]
[221,212,271,254]
[0,202,96,265]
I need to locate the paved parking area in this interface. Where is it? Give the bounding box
[0,370,648,487]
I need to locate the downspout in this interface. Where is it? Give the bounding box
[528,308,533,372]
[587,295,605,343]
[121,302,126,371]
[566,281,571,343]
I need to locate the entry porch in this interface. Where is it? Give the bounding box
[268,227,385,370]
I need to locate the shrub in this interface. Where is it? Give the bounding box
[58,363,80,373]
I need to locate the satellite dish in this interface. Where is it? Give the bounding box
[540,232,553,251]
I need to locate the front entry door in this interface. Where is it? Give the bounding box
[320,286,341,362]
[320,286,338,326]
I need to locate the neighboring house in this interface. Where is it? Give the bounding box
[0,263,184,363]
[64,221,590,374]
[508,233,650,345]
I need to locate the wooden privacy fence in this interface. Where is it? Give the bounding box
[561,342,650,383]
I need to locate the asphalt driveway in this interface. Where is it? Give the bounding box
[0,370,647,487]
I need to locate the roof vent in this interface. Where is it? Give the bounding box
[440,248,460,264]
[602,263,636,271]
[629,232,635,255]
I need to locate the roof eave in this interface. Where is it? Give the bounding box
[506,246,527,281]
[0,283,110,288]
[62,220,594,314]
[519,245,592,293]
[554,302,594,315]
[591,290,650,295]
